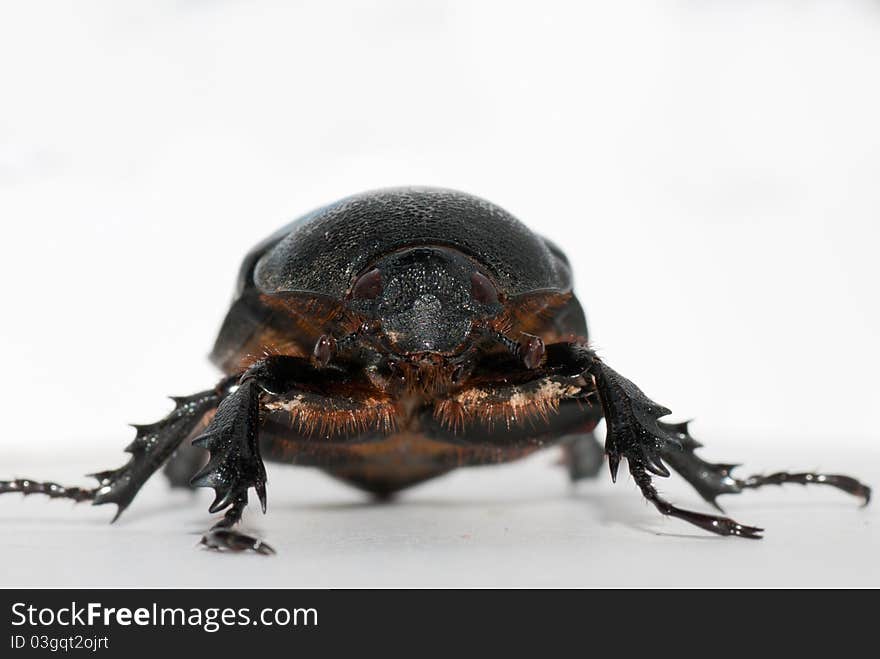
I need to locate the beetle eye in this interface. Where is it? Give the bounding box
[470,271,498,305]
[351,268,383,300]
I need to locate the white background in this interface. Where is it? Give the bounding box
[0,1,877,587]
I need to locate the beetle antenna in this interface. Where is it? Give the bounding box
[477,327,546,370]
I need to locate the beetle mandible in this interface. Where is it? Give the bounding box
[1,187,870,553]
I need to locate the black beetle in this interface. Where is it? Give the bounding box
[1,187,870,553]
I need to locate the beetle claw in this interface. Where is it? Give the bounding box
[629,461,764,539]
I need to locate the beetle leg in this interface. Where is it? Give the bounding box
[544,343,680,478]
[657,421,871,509]
[190,377,267,517]
[544,342,870,535]
[541,343,775,537]
[189,355,339,553]
[628,461,764,538]
[0,375,238,521]
[560,432,605,481]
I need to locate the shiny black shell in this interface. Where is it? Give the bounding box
[211,187,576,369]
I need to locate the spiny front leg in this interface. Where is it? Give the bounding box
[546,343,871,536]
[544,343,779,538]
[191,376,268,553]
[0,376,237,520]
[192,378,266,514]
[190,355,335,553]
[658,421,871,510]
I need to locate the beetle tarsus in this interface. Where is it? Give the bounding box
[0,478,96,502]
[199,493,274,555]
[630,461,763,538]
[737,471,871,505]
[658,420,872,508]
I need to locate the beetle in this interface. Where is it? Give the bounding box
[0,187,870,553]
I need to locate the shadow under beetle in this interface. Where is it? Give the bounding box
[1,188,871,553]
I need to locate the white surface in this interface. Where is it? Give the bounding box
[1,439,876,588]
[1,2,878,587]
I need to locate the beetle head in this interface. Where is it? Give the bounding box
[346,247,503,356]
